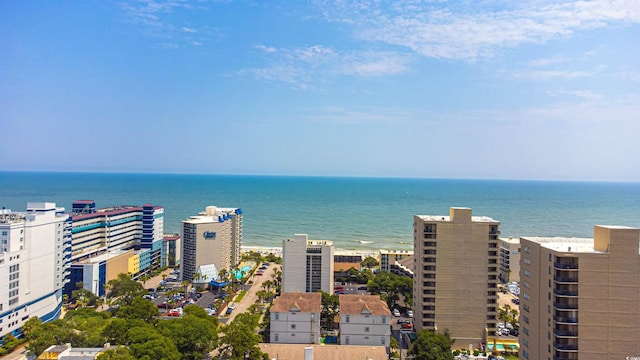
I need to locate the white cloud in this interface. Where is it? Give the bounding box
[513,70,594,79]
[315,0,640,61]
[256,44,277,53]
[239,45,411,88]
[527,55,571,67]
[546,89,602,100]
[182,26,197,33]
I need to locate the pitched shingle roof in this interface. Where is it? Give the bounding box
[339,294,391,316]
[270,292,322,313]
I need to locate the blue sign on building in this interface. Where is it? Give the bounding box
[203,231,217,239]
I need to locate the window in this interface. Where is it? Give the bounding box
[382,317,387,324]
[524,246,530,253]
[345,316,350,323]
[523,281,530,289]
[524,258,531,265]
[523,292,530,300]
[381,337,385,345]
[364,327,370,333]
[523,269,530,277]
[291,324,296,330]
[274,334,279,342]
[274,313,279,320]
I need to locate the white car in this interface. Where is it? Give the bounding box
[406,310,413,317]
[393,309,401,317]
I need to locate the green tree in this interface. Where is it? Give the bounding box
[319,291,340,330]
[116,296,159,324]
[126,327,180,360]
[25,319,78,356]
[102,318,147,345]
[408,330,454,360]
[158,305,218,360]
[96,346,136,360]
[107,273,146,306]
[367,271,413,309]
[361,256,380,268]
[219,313,265,360]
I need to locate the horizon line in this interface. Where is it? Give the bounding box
[2,169,638,185]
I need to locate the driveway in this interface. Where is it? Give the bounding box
[222,263,279,323]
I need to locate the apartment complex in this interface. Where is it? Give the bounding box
[282,234,334,294]
[413,207,500,348]
[180,206,243,282]
[270,292,322,344]
[339,294,391,350]
[519,225,640,360]
[67,201,165,296]
[0,203,71,338]
[499,237,521,283]
[379,249,413,272]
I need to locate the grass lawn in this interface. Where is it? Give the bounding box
[235,290,247,302]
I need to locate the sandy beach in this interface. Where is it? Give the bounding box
[241,245,379,259]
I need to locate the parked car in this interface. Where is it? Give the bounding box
[509,329,519,336]
[511,298,520,305]
[226,307,234,315]
[255,271,263,276]
[357,286,368,291]
[393,308,401,317]
[397,319,410,325]
[406,310,413,317]
[401,322,413,329]
[229,303,237,310]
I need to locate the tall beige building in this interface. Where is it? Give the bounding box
[499,237,521,283]
[519,225,640,360]
[413,207,500,348]
[180,206,242,282]
[282,234,334,294]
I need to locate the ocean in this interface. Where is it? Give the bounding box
[1,172,639,252]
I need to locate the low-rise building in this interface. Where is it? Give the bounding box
[379,249,413,272]
[270,292,322,344]
[390,254,414,278]
[339,294,391,350]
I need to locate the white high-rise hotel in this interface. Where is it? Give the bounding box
[180,206,243,282]
[0,203,72,338]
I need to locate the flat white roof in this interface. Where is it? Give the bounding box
[416,215,499,223]
[522,237,600,254]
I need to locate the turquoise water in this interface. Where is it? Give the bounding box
[1,172,639,251]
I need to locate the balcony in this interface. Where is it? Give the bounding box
[554,329,578,337]
[554,276,578,283]
[554,289,578,297]
[554,343,578,352]
[554,262,578,270]
[554,316,578,324]
[553,302,578,310]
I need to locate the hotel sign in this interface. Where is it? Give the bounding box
[203,231,217,240]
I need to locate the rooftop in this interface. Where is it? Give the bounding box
[416,215,499,223]
[259,344,388,360]
[339,294,391,316]
[270,292,322,313]
[522,236,598,253]
[379,249,413,255]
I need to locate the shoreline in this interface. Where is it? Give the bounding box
[241,245,380,258]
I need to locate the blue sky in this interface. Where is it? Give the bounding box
[2,1,639,181]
